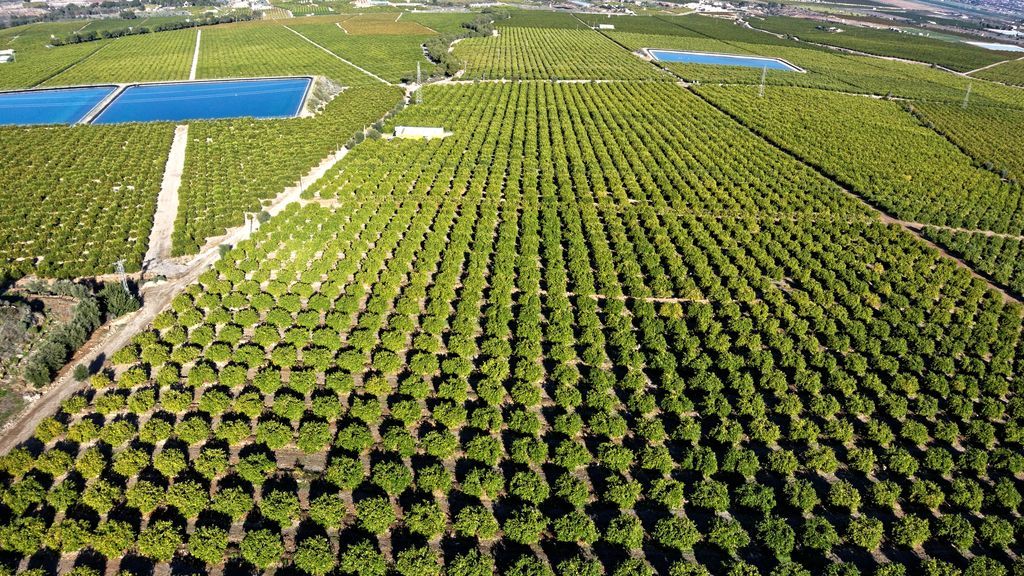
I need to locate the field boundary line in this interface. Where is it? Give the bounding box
[32,41,110,88]
[893,221,1024,242]
[0,101,401,452]
[964,55,1024,76]
[283,24,391,85]
[144,124,188,268]
[189,29,201,80]
[685,85,1023,306]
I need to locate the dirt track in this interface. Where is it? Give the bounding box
[143,124,188,267]
[0,140,359,454]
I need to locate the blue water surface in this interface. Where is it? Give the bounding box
[0,86,116,126]
[650,50,800,71]
[93,77,311,124]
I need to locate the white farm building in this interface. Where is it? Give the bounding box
[394,126,450,139]
[0,50,14,64]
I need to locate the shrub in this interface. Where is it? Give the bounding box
[554,510,599,544]
[294,536,336,576]
[395,546,442,576]
[189,526,228,565]
[241,529,283,569]
[654,516,702,551]
[405,501,446,538]
[605,514,644,550]
[891,515,931,549]
[453,505,499,539]
[339,540,388,576]
[259,490,301,527]
[137,520,182,562]
[503,506,547,545]
[757,517,795,560]
[357,496,396,534]
[708,518,750,557]
[847,517,885,551]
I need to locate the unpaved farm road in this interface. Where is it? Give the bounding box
[0,278,187,454]
[0,141,359,454]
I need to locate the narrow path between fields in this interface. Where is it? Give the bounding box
[685,85,1023,305]
[887,220,1024,242]
[283,24,391,85]
[585,21,1024,306]
[189,29,201,81]
[0,111,395,452]
[965,55,1024,76]
[144,124,188,268]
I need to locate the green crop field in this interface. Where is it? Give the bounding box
[455,27,664,80]
[911,102,1024,184]
[2,8,1024,576]
[753,16,1017,72]
[697,85,1024,234]
[195,22,377,85]
[0,124,174,279]
[174,84,404,255]
[973,58,1024,86]
[43,28,197,85]
[922,228,1024,296]
[288,20,434,83]
[0,22,108,89]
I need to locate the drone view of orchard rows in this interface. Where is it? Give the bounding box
[1,4,1024,576]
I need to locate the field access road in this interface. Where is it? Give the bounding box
[0,129,367,454]
[143,124,188,267]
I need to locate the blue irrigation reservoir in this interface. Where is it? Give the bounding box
[93,77,312,124]
[649,49,802,71]
[0,86,117,126]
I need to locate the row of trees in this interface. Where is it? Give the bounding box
[698,85,1024,236]
[0,123,174,280]
[49,12,256,46]
[2,82,1023,576]
[174,84,403,255]
[423,12,506,77]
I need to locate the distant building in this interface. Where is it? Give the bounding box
[596,23,615,29]
[394,126,449,139]
[0,49,14,64]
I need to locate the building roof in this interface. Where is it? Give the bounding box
[394,126,450,139]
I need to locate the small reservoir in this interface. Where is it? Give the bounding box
[0,86,116,126]
[964,41,1024,53]
[93,77,312,124]
[648,49,802,71]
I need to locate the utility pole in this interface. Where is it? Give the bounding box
[758,66,767,98]
[962,83,971,109]
[114,259,128,292]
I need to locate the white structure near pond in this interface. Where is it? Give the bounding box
[394,126,450,139]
